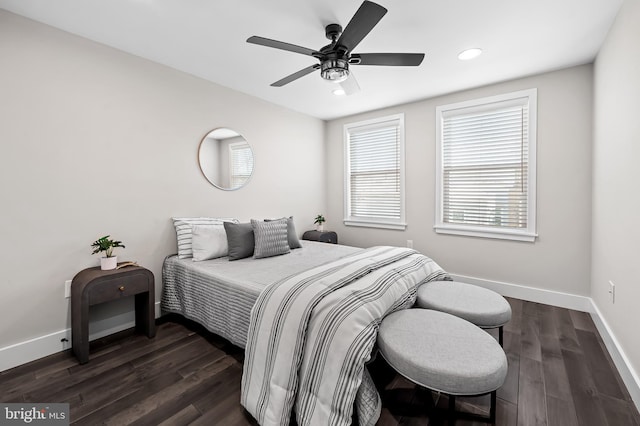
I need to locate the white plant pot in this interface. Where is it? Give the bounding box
[101,256,117,270]
[316,224,324,232]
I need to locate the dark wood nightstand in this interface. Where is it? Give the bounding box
[71,265,155,364]
[302,230,338,244]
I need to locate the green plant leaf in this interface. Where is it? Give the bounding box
[90,235,125,256]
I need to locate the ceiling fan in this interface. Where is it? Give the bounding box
[246,1,425,95]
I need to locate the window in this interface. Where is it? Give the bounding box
[229,142,253,188]
[344,114,406,230]
[435,89,537,242]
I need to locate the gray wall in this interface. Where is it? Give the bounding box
[326,65,594,297]
[0,10,325,349]
[592,0,640,384]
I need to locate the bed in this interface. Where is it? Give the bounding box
[161,240,362,347]
[161,239,449,426]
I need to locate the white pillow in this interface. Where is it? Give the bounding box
[191,224,229,261]
[171,217,237,259]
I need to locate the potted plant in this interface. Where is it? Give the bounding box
[314,214,326,232]
[91,235,125,270]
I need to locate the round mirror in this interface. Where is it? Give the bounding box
[198,128,254,190]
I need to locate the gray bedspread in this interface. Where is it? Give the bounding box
[161,241,362,347]
[241,246,450,426]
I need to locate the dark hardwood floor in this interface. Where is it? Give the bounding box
[1,298,638,425]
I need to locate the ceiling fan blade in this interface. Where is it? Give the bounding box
[271,64,320,87]
[247,36,318,57]
[350,53,425,66]
[339,73,361,95]
[336,1,387,53]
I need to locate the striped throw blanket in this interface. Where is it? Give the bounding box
[241,246,449,426]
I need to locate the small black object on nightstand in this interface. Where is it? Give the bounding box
[302,230,338,244]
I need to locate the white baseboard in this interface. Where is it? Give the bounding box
[0,302,161,373]
[449,273,640,412]
[448,273,593,312]
[589,300,640,410]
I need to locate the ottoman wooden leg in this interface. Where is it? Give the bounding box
[448,395,456,426]
[490,390,497,423]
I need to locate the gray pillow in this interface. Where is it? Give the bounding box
[251,218,291,259]
[224,222,255,261]
[265,216,302,249]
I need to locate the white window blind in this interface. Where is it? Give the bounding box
[229,142,253,188]
[435,89,537,241]
[344,114,406,230]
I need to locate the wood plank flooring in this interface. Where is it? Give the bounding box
[1,298,638,425]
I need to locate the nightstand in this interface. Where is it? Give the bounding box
[71,265,155,364]
[302,230,338,244]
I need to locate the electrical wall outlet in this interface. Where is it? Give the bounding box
[608,280,615,303]
[65,280,72,298]
[406,240,413,249]
[60,331,72,350]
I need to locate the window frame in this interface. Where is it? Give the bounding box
[228,141,253,189]
[344,113,407,230]
[435,89,538,242]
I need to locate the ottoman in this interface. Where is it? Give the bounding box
[377,309,508,424]
[416,281,512,345]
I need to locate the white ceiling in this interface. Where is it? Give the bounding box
[0,0,623,120]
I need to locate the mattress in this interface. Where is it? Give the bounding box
[161,240,362,347]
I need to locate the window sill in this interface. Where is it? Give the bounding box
[344,219,407,231]
[434,224,537,242]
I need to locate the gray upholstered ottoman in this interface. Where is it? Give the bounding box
[416,281,512,345]
[377,309,508,424]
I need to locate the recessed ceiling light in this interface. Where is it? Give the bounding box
[458,48,483,61]
[332,88,346,96]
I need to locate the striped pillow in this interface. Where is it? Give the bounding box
[172,217,237,259]
[251,218,290,259]
[265,216,302,249]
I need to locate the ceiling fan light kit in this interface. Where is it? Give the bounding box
[321,58,349,82]
[247,0,425,94]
